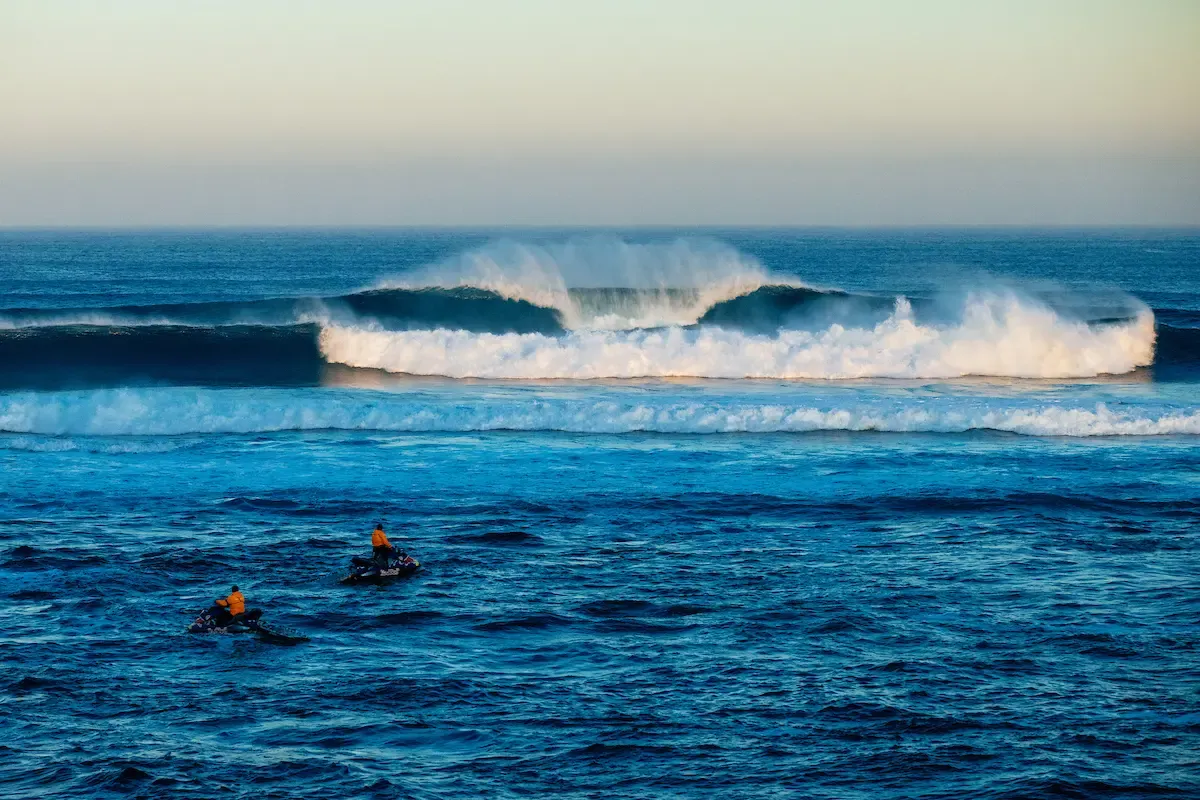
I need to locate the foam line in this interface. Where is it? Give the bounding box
[1,389,1195,438]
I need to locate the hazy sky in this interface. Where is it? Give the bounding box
[2,0,1198,225]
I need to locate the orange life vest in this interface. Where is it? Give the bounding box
[372,528,391,548]
[219,590,245,616]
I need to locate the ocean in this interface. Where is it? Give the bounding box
[0,229,1197,799]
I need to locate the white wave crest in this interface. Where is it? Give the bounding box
[0,389,1195,439]
[319,293,1156,380]
[374,236,786,329]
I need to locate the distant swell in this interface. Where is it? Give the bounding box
[0,324,322,389]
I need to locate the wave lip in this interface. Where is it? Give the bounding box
[319,294,1156,380]
[0,389,1196,439]
[372,237,792,330]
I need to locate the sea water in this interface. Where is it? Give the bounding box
[0,229,1197,799]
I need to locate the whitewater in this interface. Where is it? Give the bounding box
[1,386,1197,440]
[317,295,1155,380]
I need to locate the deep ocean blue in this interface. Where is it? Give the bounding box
[0,229,1197,799]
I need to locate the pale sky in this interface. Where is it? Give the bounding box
[2,0,1198,225]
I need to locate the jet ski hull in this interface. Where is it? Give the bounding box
[187,606,307,644]
[188,606,263,634]
[341,558,421,585]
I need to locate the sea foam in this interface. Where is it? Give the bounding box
[319,293,1156,380]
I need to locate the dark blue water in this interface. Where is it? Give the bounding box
[1,230,1197,799]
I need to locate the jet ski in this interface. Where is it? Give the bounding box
[341,550,420,585]
[187,605,309,644]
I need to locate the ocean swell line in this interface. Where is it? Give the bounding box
[0,390,1196,438]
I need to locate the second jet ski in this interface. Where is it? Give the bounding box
[341,550,420,585]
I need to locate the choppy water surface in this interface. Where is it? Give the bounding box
[1,230,1197,799]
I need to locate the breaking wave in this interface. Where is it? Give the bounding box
[0,389,1197,438]
[0,236,1190,386]
[320,295,1156,380]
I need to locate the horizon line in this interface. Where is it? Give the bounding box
[3,223,1199,233]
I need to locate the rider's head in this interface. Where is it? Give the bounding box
[231,585,239,592]
[375,521,383,530]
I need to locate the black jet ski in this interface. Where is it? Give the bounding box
[187,605,309,644]
[341,550,420,585]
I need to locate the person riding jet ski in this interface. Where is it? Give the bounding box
[190,585,263,634]
[343,522,419,584]
[188,584,307,643]
[213,585,246,626]
[371,523,395,566]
